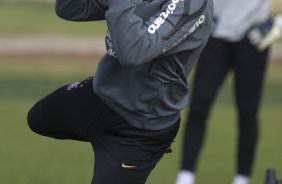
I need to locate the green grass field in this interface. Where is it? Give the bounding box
[0,56,281,184]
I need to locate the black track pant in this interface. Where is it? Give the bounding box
[27,77,179,184]
[181,37,269,176]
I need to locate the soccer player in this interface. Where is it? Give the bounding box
[175,1,281,184]
[27,0,213,183]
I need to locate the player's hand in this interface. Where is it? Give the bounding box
[248,15,282,51]
[258,15,282,50]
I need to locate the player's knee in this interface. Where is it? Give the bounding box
[238,113,258,128]
[27,103,46,135]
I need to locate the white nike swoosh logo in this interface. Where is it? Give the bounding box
[121,163,137,169]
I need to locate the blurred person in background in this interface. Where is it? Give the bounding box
[175,0,282,184]
[26,0,213,184]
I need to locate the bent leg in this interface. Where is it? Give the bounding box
[27,77,104,142]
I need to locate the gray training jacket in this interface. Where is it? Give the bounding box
[55,0,214,130]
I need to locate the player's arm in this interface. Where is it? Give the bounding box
[105,0,210,66]
[55,0,106,21]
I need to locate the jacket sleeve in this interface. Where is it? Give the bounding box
[55,0,106,21]
[105,0,208,66]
